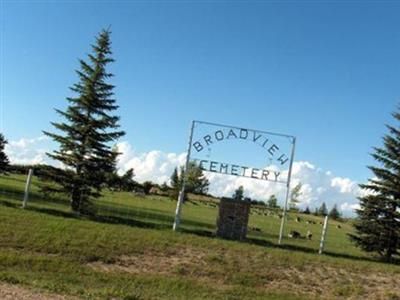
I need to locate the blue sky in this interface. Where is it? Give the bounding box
[2,1,399,188]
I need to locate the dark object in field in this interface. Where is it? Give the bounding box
[288,230,301,238]
[216,197,250,241]
[306,230,313,240]
[337,225,342,229]
[296,217,301,222]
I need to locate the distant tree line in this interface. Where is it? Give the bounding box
[300,203,341,220]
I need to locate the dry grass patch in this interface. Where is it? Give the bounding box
[269,265,400,300]
[88,247,208,275]
[0,283,80,300]
[88,249,400,300]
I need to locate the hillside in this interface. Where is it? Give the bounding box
[0,173,399,299]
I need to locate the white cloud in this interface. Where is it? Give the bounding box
[116,142,186,184]
[114,141,363,216]
[199,161,363,216]
[340,202,361,212]
[331,177,359,194]
[5,137,364,216]
[5,136,55,165]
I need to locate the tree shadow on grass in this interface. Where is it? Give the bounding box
[180,227,215,238]
[0,187,70,207]
[92,214,171,230]
[1,199,398,266]
[0,199,21,208]
[0,199,81,220]
[0,175,27,185]
[245,236,400,265]
[175,226,400,266]
[97,202,216,230]
[24,205,172,230]
[0,199,216,234]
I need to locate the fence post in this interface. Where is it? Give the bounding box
[22,169,33,208]
[319,215,329,254]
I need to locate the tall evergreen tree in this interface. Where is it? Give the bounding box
[43,29,125,214]
[169,167,180,199]
[160,182,169,192]
[290,183,302,210]
[328,204,341,220]
[105,168,136,192]
[350,105,400,261]
[267,194,278,208]
[185,162,209,194]
[170,167,179,190]
[232,186,244,201]
[119,168,136,191]
[0,134,10,174]
[318,202,328,216]
[172,163,209,195]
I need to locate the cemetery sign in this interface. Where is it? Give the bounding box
[173,120,296,244]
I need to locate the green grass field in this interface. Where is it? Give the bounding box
[0,173,399,299]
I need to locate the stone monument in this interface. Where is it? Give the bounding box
[216,197,251,240]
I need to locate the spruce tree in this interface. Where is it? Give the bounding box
[232,186,244,201]
[120,168,136,191]
[318,202,328,216]
[350,105,400,261]
[171,162,209,197]
[185,162,209,194]
[328,204,341,220]
[43,29,125,214]
[0,134,10,174]
[290,183,302,210]
[267,194,278,208]
[169,167,180,199]
[170,167,179,190]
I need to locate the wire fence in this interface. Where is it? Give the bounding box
[0,170,360,258]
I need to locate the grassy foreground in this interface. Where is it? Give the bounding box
[0,174,399,299]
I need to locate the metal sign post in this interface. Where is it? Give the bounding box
[319,215,329,254]
[173,121,195,231]
[278,137,296,245]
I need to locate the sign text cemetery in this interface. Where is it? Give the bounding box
[173,120,296,244]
